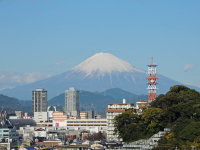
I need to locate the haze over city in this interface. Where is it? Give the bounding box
[0,0,200,91]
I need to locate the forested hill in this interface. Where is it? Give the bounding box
[0,94,32,114]
[114,85,200,149]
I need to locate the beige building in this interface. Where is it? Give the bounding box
[52,111,107,133]
[136,101,148,109]
[80,111,94,119]
[52,112,67,127]
[66,119,107,133]
[106,99,134,141]
[80,112,87,119]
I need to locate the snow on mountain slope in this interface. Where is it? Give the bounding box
[1,52,198,100]
[73,53,144,77]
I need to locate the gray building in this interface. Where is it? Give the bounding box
[65,87,79,116]
[32,88,48,122]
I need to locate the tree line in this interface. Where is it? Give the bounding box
[114,85,200,149]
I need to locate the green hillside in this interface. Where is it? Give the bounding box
[114,85,200,149]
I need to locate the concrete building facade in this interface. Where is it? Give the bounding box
[80,111,94,119]
[65,88,79,116]
[52,111,107,133]
[106,99,134,141]
[66,118,107,133]
[52,112,67,128]
[32,88,48,122]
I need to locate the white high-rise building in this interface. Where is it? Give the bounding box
[32,88,48,122]
[65,87,79,116]
[106,99,134,141]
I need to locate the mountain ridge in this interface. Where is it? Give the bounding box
[0,94,32,115]
[1,53,199,100]
[48,88,148,114]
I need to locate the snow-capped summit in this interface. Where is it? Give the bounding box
[73,52,144,76]
[1,52,188,100]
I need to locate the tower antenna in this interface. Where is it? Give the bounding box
[147,57,158,102]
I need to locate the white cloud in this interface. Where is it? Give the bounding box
[0,86,15,91]
[7,73,52,84]
[0,72,52,90]
[11,75,23,83]
[184,64,195,72]
[23,73,52,83]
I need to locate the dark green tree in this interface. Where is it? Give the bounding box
[113,109,143,142]
[141,107,165,135]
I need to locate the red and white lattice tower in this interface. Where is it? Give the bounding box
[147,57,158,102]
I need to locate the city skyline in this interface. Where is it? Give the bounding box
[0,0,200,89]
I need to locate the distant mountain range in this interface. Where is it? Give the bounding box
[0,94,32,115]
[1,53,199,100]
[0,88,148,115]
[48,88,148,114]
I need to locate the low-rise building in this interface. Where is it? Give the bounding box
[80,112,87,119]
[0,114,20,149]
[15,111,23,119]
[123,128,170,149]
[52,111,107,133]
[66,119,107,133]
[18,126,34,145]
[80,111,94,119]
[52,112,67,128]
[136,100,148,109]
[0,128,19,143]
[34,127,47,139]
[135,100,148,114]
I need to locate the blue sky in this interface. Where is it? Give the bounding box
[0,0,200,88]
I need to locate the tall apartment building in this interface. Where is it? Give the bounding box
[32,88,48,122]
[106,99,134,141]
[65,87,79,116]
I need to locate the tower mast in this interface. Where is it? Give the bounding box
[147,57,158,102]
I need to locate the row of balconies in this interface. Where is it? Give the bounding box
[108,105,133,109]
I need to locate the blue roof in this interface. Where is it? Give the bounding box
[25,146,35,150]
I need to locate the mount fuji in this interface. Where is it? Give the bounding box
[0,53,196,100]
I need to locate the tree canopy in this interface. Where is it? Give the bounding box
[114,110,143,142]
[114,85,200,148]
